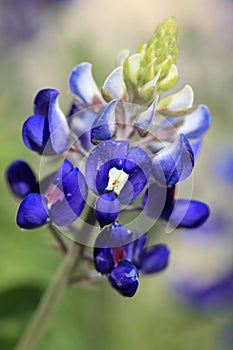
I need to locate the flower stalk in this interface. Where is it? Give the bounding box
[15,243,83,350]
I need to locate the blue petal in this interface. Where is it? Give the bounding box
[108,260,139,297]
[102,66,127,101]
[48,90,70,154]
[68,105,96,151]
[34,89,58,116]
[109,222,129,246]
[191,139,202,160]
[17,193,49,229]
[124,234,148,267]
[135,97,158,136]
[91,99,117,144]
[131,235,148,268]
[152,134,194,186]
[50,167,87,226]
[142,182,169,220]
[69,62,104,106]
[177,105,211,139]
[164,199,210,228]
[22,115,52,154]
[141,244,170,274]
[85,140,129,193]
[94,223,130,249]
[119,146,152,203]
[6,160,38,198]
[95,192,120,227]
[123,146,152,178]
[52,159,74,185]
[94,247,114,274]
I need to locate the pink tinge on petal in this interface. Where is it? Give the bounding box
[44,183,64,208]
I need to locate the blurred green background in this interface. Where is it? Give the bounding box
[0,0,233,349]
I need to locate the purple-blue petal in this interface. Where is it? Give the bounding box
[108,260,139,297]
[140,244,170,274]
[94,247,114,274]
[91,99,117,143]
[50,167,87,226]
[177,105,211,139]
[95,192,120,227]
[69,62,104,106]
[165,199,210,228]
[34,88,58,116]
[142,182,168,220]
[16,193,49,229]
[68,105,96,151]
[152,134,194,186]
[135,97,158,136]
[22,115,53,154]
[48,90,70,154]
[6,160,38,198]
[109,222,129,246]
[85,140,129,193]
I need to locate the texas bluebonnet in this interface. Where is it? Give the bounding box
[6,18,211,297]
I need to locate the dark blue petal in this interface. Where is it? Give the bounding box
[94,223,131,249]
[96,158,127,194]
[119,146,152,203]
[94,247,114,274]
[152,134,194,186]
[123,146,151,177]
[165,199,210,228]
[16,193,49,229]
[109,222,129,246]
[141,244,170,274]
[95,192,120,227]
[22,115,53,154]
[34,89,58,116]
[119,170,147,204]
[142,182,168,220]
[91,99,117,144]
[135,97,158,136]
[69,62,104,106]
[6,160,38,198]
[50,167,87,226]
[48,90,70,154]
[132,235,148,268]
[52,159,74,186]
[108,260,139,297]
[85,140,129,193]
[124,234,147,266]
[69,106,96,151]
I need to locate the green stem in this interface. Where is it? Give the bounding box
[15,243,82,350]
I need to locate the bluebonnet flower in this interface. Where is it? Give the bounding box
[6,18,211,297]
[7,159,87,228]
[22,89,70,155]
[143,184,210,229]
[85,140,151,226]
[94,222,170,297]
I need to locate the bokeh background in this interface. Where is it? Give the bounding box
[0,0,233,349]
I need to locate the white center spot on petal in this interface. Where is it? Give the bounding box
[106,167,129,195]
